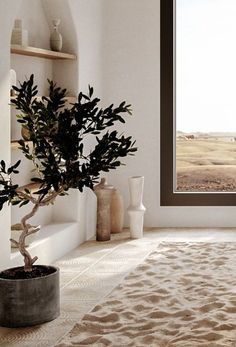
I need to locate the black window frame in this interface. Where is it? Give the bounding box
[160,0,236,206]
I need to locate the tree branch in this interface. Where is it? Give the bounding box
[39,188,63,206]
[19,201,40,272]
[26,226,40,237]
[10,238,19,247]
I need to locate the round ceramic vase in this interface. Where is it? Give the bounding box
[50,19,62,52]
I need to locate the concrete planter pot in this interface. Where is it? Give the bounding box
[0,265,60,327]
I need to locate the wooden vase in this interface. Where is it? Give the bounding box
[94,178,114,241]
[111,189,124,233]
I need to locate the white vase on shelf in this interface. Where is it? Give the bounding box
[127,176,146,239]
[11,19,28,46]
[50,19,62,52]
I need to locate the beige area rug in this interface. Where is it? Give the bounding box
[56,242,236,347]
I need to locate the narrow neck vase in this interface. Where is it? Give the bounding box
[127,176,146,239]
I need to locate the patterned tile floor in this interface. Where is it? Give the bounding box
[1,228,236,346]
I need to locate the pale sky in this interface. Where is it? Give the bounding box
[176,0,236,133]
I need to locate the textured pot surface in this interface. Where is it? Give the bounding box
[94,178,114,241]
[0,265,60,327]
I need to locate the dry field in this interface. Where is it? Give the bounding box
[176,138,236,191]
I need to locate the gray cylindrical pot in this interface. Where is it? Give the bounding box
[0,265,60,328]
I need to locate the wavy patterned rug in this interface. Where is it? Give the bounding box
[56,242,236,347]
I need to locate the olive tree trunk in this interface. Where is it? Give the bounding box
[10,190,61,272]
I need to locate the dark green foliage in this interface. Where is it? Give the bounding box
[0,161,20,211]
[0,75,137,209]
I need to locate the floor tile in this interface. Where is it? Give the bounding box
[61,282,115,301]
[60,300,97,319]
[59,272,79,287]
[0,340,53,347]
[53,258,92,273]
[65,271,125,288]
[88,259,138,273]
[0,318,77,346]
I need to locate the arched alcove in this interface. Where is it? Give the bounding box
[0,0,105,270]
[0,0,90,270]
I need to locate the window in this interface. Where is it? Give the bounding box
[161,0,236,206]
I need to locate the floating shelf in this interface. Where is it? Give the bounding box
[11,95,76,103]
[11,45,76,60]
[11,140,32,149]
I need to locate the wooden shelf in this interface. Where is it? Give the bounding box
[11,140,32,149]
[11,95,76,103]
[11,45,76,60]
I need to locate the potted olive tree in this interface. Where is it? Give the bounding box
[0,75,137,327]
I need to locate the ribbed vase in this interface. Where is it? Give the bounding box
[94,178,114,241]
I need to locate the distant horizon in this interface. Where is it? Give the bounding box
[177,130,236,134]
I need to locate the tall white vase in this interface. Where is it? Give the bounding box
[127,176,146,239]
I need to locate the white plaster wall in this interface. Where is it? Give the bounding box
[104,0,236,227]
[11,55,53,95]
[69,0,103,95]
[103,0,159,226]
